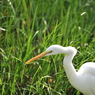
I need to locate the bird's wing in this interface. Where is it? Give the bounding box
[78,62,95,95]
[78,62,95,76]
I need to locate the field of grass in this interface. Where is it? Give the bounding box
[0,0,95,95]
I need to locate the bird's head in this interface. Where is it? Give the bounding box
[25,45,77,64]
[45,45,65,55]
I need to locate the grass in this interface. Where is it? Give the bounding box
[0,0,95,95]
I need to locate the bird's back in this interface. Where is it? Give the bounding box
[78,62,95,76]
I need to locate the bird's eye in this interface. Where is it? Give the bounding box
[48,51,53,53]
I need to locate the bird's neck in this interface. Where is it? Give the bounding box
[63,54,78,84]
[63,53,86,93]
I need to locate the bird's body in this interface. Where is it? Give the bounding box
[65,62,95,95]
[76,62,95,95]
[26,45,95,95]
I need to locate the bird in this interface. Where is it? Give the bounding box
[26,45,95,95]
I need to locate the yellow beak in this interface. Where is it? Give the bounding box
[25,51,50,64]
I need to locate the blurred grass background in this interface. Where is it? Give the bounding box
[0,0,95,95]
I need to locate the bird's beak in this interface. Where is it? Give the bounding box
[25,51,52,64]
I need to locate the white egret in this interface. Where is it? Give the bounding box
[26,45,95,95]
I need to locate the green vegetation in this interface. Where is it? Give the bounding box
[0,0,95,95]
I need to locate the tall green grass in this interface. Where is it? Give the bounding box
[0,0,95,95]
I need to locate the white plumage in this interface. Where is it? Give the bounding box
[26,45,95,95]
